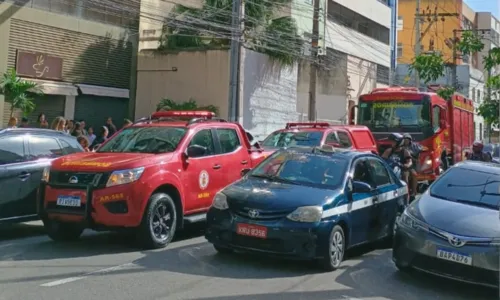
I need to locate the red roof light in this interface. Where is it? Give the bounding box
[151,111,215,119]
[286,122,330,129]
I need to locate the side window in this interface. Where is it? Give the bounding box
[0,136,26,165]
[337,131,352,148]
[59,139,83,154]
[216,128,241,154]
[28,136,63,159]
[325,132,339,145]
[368,159,392,186]
[352,160,374,187]
[432,106,440,132]
[189,129,215,156]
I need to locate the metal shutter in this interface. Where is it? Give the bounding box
[28,95,66,126]
[74,95,129,131]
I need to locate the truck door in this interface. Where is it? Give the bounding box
[213,127,249,185]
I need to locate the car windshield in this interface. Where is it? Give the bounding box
[249,150,347,189]
[97,127,187,153]
[430,167,500,209]
[261,131,323,148]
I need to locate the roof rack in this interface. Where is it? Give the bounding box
[134,110,226,125]
[285,122,330,129]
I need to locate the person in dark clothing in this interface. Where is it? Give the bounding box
[401,133,420,198]
[382,133,413,194]
[105,117,117,136]
[71,122,83,137]
[90,126,109,150]
[19,117,30,128]
[467,141,492,162]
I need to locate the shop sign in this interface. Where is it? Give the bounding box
[16,50,63,80]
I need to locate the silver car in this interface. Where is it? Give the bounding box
[392,160,500,288]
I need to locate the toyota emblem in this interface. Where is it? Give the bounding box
[448,235,466,247]
[68,176,78,184]
[248,209,259,218]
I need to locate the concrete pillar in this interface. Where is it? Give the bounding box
[64,95,75,119]
[0,4,12,128]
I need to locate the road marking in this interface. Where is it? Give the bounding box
[40,263,134,287]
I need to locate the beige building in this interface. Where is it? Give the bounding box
[0,1,139,129]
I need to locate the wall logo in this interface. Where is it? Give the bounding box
[199,170,209,190]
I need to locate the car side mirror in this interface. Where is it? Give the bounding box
[186,145,206,158]
[245,131,254,142]
[352,181,373,193]
[240,168,251,177]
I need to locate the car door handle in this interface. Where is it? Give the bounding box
[241,160,248,165]
[18,172,31,179]
[393,190,398,197]
[372,196,379,203]
[213,164,221,170]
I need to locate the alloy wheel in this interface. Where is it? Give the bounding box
[330,231,344,268]
[150,203,173,241]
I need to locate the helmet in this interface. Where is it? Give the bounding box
[403,133,412,141]
[389,133,404,147]
[472,141,484,153]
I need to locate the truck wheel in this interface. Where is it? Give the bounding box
[43,219,83,242]
[138,193,177,249]
[318,225,345,271]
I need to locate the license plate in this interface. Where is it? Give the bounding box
[56,195,81,207]
[436,248,472,265]
[236,223,267,239]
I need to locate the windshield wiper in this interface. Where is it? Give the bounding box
[454,199,499,209]
[250,174,296,184]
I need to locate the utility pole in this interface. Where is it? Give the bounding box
[227,0,242,121]
[414,0,421,89]
[452,29,458,90]
[308,0,320,121]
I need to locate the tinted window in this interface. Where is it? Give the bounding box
[353,160,374,187]
[28,137,63,159]
[337,131,352,148]
[217,128,241,153]
[368,159,391,186]
[189,129,215,156]
[432,106,440,132]
[0,136,25,165]
[59,138,83,154]
[97,127,187,153]
[250,150,347,189]
[262,131,323,148]
[430,167,500,209]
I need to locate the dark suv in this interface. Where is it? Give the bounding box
[0,128,83,223]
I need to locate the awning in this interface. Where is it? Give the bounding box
[76,84,129,99]
[28,79,78,96]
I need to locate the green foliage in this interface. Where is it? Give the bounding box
[456,31,484,55]
[0,68,43,117]
[156,98,219,115]
[436,86,455,101]
[477,97,499,126]
[409,53,445,83]
[159,0,302,66]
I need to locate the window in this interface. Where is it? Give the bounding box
[377,64,389,85]
[59,139,83,154]
[189,130,215,156]
[471,87,476,101]
[397,43,403,58]
[432,106,440,132]
[216,128,241,154]
[479,123,483,140]
[28,137,63,159]
[477,89,481,102]
[368,159,391,186]
[398,16,403,20]
[352,160,374,187]
[0,136,25,165]
[262,131,323,148]
[337,131,352,148]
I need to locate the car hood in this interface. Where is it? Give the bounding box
[224,177,337,211]
[414,193,500,238]
[52,152,172,172]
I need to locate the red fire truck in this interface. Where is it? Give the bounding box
[348,87,475,183]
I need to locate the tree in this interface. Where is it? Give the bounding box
[156,98,219,115]
[158,0,303,67]
[407,31,500,125]
[0,68,43,117]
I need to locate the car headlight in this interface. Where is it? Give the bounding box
[212,192,228,210]
[286,206,323,223]
[41,166,50,182]
[106,167,145,187]
[399,209,428,231]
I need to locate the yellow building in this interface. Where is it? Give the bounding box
[397,0,465,65]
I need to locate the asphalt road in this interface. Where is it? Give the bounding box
[0,222,498,300]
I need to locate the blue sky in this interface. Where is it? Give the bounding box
[465,0,499,18]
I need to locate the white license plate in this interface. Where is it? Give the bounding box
[56,196,81,207]
[436,248,472,265]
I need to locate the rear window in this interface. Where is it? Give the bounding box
[262,131,323,148]
[430,167,500,209]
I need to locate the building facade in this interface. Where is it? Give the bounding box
[0,1,139,129]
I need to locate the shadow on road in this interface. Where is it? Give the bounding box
[0,222,46,241]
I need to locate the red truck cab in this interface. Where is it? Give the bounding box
[260,122,378,154]
[38,111,267,249]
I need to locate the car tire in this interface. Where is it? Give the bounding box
[138,193,177,250]
[213,244,233,254]
[319,225,345,271]
[43,219,83,242]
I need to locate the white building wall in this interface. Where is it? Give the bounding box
[469,67,485,141]
[332,0,391,28]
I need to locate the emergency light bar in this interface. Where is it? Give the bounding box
[285,122,330,129]
[151,111,215,119]
[371,87,419,93]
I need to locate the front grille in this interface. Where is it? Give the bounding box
[230,206,292,221]
[231,234,286,253]
[412,253,499,287]
[50,171,109,187]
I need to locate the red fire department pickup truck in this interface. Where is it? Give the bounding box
[260,122,379,154]
[38,111,269,249]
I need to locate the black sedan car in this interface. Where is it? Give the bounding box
[205,146,408,271]
[0,128,83,224]
[393,161,500,288]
